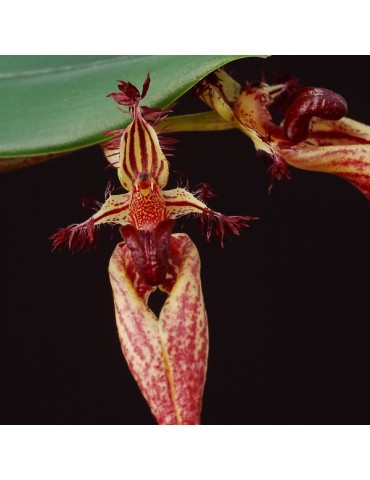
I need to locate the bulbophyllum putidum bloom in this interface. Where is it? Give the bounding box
[51,75,255,425]
[176,69,370,197]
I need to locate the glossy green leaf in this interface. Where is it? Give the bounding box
[0,55,262,166]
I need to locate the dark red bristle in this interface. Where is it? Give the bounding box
[194,183,217,203]
[198,210,258,247]
[50,218,97,253]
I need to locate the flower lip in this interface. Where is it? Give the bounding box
[283,87,348,143]
[120,219,175,286]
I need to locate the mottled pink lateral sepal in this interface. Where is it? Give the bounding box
[109,233,208,425]
[158,234,208,424]
[109,242,177,424]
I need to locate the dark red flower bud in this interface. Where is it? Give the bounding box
[284,87,348,143]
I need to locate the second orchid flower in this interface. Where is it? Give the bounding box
[164,68,370,198]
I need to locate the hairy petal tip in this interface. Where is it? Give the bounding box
[50,218,97,253]
[200,210,258,247]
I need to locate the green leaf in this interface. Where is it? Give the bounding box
[0,55,263,167]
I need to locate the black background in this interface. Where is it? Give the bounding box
[1,56,369,425]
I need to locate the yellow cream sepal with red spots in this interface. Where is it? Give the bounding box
[109,233,208,425]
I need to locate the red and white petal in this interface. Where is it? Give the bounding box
[281,144,370,198]
[91,193,131,225]
[163,187,209,218]
[163,188,256,246]
[109,234,208,425]
[50,193,131,252]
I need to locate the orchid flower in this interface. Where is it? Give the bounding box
[165,69,370,197]
[51,75,255,425]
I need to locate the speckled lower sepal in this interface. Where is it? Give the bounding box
[109,233,208,425]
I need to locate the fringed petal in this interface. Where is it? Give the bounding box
[109,233,208,425]
[50,193,131,252]
[163,187,257,246]
[50,217,97,252]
